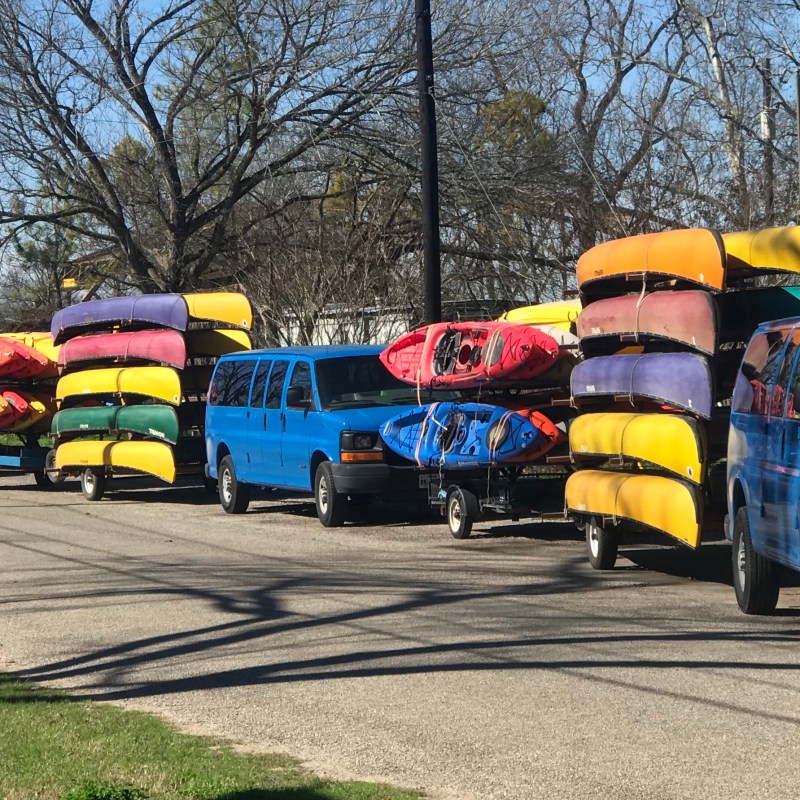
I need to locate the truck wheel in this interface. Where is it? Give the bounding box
[732,506,780,614]
[315,461,346,527]
[447,487,479,539]
[586,515,618,570]
[81,468,106,502]
[218,455,250,514]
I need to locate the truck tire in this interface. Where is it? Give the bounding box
[218,455,250,514]
[586,515,618,570]
[732,506,780,614]
[80,467,106,502]
[314,461,346,527]
[446,487,479,539]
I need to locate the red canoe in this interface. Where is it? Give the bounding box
[381,321,561,388]
[577,290,718,356]
[0,390,30,429]
[0,338,50,379]
[58,329,188,372]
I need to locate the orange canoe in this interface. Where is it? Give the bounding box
[577,228,726,300]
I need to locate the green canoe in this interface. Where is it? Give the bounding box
[51,404,180,445]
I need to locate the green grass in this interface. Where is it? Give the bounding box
[0,674,423,800]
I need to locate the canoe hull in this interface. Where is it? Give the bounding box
[54,440,176,483]
[52,404,180,444]
[381,321,561,388]
[569,412,706,483]
[381,402,561,468]
[183,292,253,330]
[570,352,714,419]
[577,228,726,300]
[498,299,582,331]
[51,295,189,344]
[185,328,252,357]
[58,329,187,371]
[724,226,800,278]
[578,291,718,356]
[565,469,703,547]
[56,366,182,406]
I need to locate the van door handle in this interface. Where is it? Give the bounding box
[281,412,286,431]
[263,413,266,431]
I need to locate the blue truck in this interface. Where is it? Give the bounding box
[727,316,800,613]
[205,345,423,526]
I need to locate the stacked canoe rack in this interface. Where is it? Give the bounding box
[378,304,582,539]
[0,332,60,485]
[565,225,800,569]
[50,292,252,500]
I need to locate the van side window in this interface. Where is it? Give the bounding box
[287,361,314,410]
[737,331,788,414]
[225,360,257,407]
[250,360,272,408]
[266,360,289,409]
[773,333,799,416]
[785,343,800,419]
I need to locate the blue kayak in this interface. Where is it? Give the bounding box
[380,402,559,469]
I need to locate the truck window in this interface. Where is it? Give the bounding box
[250,360,272,408]
[287,361,315,409]
[208,359,256,407]
[266,360,289,409]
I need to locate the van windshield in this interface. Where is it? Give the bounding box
[315,355,451,409]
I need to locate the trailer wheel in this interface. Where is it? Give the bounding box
[81,468,106,502]
[447,487,479,539]
[586,515,618,570]
[33,449,64,488]
[732,506,780,614]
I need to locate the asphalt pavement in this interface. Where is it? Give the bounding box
[2,474,800,799]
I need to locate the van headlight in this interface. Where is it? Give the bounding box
[340,431,383,462]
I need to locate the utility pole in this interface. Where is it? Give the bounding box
[760,58,775,227]
[416,0,441,324]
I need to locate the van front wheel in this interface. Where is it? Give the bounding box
[315,461,346,527]
[732,506,780,614]
[218,455,250,514]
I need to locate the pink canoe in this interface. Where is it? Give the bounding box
[380,321,561,389]
[58,329,188,372]
[577,290,718,356]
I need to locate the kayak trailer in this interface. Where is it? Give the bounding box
[0,436,60,488]
[420,464,569,539]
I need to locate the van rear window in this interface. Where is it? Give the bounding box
[209,359,256,406]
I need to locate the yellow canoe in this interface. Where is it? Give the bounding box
[577,228,726,296]
[56,366,182,406]
[498,299,582,331]
[569,412,706,483]
[565,469,703,547]
[1,331,60,379]
[185,328,252,356]
[183,292,252,330]
[724,226,800,276]
[55,440,176,483]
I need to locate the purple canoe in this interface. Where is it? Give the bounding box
[578,290,718,356]
[570,352,714,419]
[51,295,189,344]
[58,329,188,372]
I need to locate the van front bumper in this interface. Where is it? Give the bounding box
[330,462,418,496]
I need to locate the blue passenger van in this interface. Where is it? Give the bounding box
[727,316,800,613]
[205,345,422,526]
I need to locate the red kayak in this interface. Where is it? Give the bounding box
[58,329,188,372]
[0,390,30,429]
[381,321,561,388]
[0,339,50,379]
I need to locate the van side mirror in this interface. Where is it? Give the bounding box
[287,385,312,409]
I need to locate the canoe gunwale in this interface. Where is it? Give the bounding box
[566,508,702,549]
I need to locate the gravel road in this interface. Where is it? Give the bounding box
[2,474,800,800]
